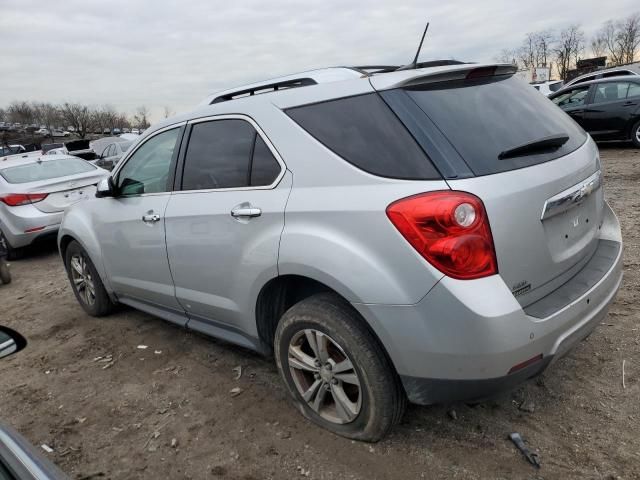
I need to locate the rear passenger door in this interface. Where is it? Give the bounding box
[164,116,291,341]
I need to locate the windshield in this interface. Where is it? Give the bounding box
[398,75,587,176]
[0,157,96,184]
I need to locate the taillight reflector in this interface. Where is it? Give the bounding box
[0,193,48,207]
[386,191,498,280]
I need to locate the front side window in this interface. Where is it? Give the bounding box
[552,86,590,107]
[181,119,281,190]
[117,128,180,196]
[593,82,629,103]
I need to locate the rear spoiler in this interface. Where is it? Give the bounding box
[371,64,518,90]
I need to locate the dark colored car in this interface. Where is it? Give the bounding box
[549,76,640,147]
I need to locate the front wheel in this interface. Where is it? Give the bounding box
[274,293,406,442]
[632,120,640,148]
[64,241,115,317]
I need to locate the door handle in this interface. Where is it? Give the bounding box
[231,206,262,218]
[142,213,161,223]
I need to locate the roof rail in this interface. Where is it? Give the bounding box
[203,67,364,105]
[211,78,317,104]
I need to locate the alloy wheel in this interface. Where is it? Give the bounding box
[287,329,362,424]
[70,253,96,306]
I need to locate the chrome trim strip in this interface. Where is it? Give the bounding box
[541,170,601,221]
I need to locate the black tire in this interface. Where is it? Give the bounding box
[274,293,406,442]
[64,240,115,317]
[0,261,10,284]
[0,230,23,261]
[631,120,640,148]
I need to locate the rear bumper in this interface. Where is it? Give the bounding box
[0,204,62,248]
[353,202,623,405]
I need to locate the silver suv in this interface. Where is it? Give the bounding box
[59,63,623,441]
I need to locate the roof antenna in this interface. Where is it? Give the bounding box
[396,22,429,71]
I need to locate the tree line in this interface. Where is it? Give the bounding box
[0,102,156,139]
[497,13,640,80]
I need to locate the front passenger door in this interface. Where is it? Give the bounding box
[96,126,186,321]
[551,85,591,128]
[164,117,291,341]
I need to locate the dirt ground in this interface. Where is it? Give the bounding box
[1,145,639,480]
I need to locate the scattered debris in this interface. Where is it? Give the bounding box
[230,387,243,397]
[296,466,311,476]
[508,432,540,469]
[41,444,54,453]
[232,366,243,380]
[519,399,536,413]
[276,431,291,439]
[101,361,115,370]
[447,409,458,420]
[152,431,161,439]
[137,345,148,350]
[76,417,87,424]
[154,350,162,355]
[170,438,178,448]
[622,359,626,389]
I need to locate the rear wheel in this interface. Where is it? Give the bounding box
[64,241,115,317]
[632,120,640,148]
[274,293,406,442]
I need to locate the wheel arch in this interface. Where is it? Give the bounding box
[254,274,403,382]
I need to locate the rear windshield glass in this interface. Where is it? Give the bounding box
[549,81,564,92]
[0,157,95,184]
[400,75,587,176]
[286,93,441,180]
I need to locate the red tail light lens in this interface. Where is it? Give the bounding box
[0,193,48,207]
[386,191,498,280]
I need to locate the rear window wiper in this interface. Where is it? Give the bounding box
[498,134,570,160]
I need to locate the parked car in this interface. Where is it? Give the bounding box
[0,155,109,259]
[131,128,140,134]
[51,130,70,138]
[0,145,26,157]
[549,76,640,147]
[35,128,50,136]
[564,61,640,88]
[112,128,121,135]
[41,143,65,155]
[531,80,564,96]
[59,63,622,441]
[93,141,132,170]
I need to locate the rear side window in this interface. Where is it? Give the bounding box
[394,76,587,177]
[286,93,441,180]
[593,82,629,103]
[181,119,282,190]
[627,83,640,98]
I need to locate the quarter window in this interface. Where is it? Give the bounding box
[117,128,180,196]
[181,119,281,190]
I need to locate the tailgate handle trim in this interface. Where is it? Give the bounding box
[540,170,601,221]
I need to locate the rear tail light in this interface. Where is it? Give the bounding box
[386,191,498,280]
[0,193,49,207]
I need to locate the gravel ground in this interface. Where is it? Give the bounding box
[0,145,638,479]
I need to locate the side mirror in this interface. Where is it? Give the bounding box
[96,177,116,198]
[0,326,26,359]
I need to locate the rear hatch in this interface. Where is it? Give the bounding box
[375,68,603,306]
[0,157,107,213]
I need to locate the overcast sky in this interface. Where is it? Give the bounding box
[1,0,637,121]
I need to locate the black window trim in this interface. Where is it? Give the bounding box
[111,122,187,198]
[173,114,286,193]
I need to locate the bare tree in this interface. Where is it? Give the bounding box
[7,101,35,125]
[618,13,640,64]
[133,106,150,129]
[60,103,92,139]
[163,106,174,119]
[495,48,519,67]
[554,25,584,80]
[33,102,61,138]
[590,32,608,57]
